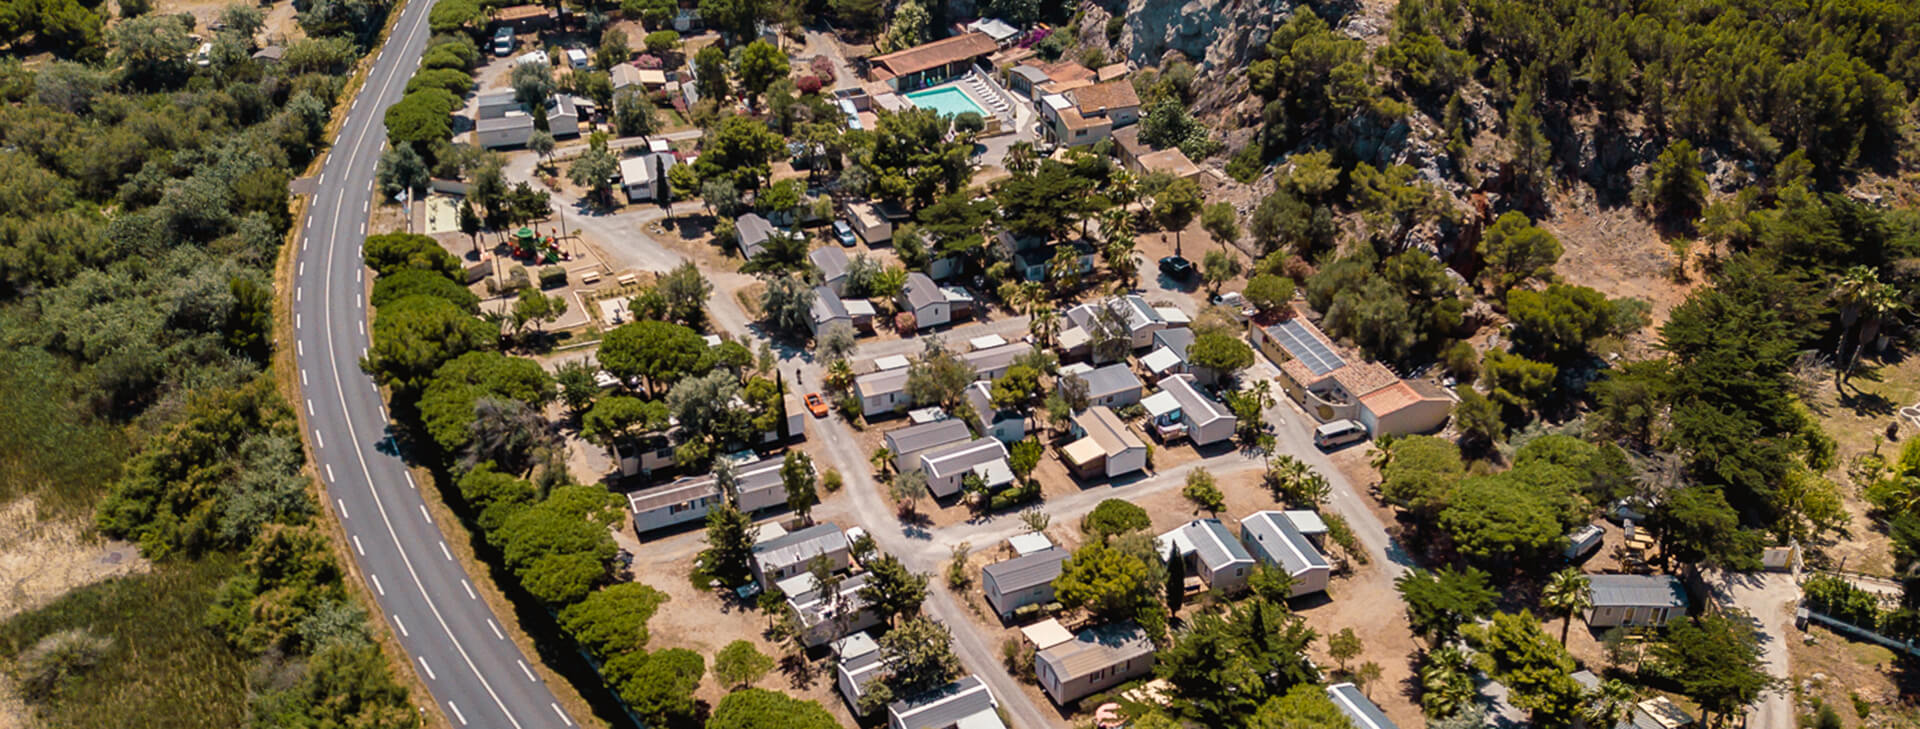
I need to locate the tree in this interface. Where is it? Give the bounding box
[375,145,430,201]
[696,115,785,188]
[1541,568,1592,646]
[1478,611,1583,727]
[366,296,497,392]
[1506,284,1633,361]
[1083,499,1151,539]
[1640,140,1707,222]
[877,0,929,52]
[1438,474,1571,564]
[858,554,928,626]
[613,87,658,138]
[997,161,1095,240]
[890,469,929,514]
[782,450,818,522]
[1243,274,1295,315]
[1395,567,1497,642]
[1202,202,1241,245]
[704,503,757,585]
[1420,646,1476,718]
[1009,438,1043,482]
[707,689,839,729]
[615,648,705,726]
[1656,486,1763,570]
[597,320,707,396]
[1155,177,1204,249]
[875,616,960,697]
[1202,248,1243,295]
[1165,544,1186,612]
[712,640,773,689]
[1479,349,1557,416]
[384,90,458,148]
[1188,331,1254,376]
[758,273,816,337]
[510,287,568,338]
[1477,211,1562,296]
[1183,469,1225,515]
[1248,684,1356,729]
[694,44,731,102]
[1053,532,1168,629]
[557,583,667,661]
[1453,385,1505,450]
[905,343,978,410]
[1156,599,1318,724]
[655,261,712,328]
[1326,627,1362,673]
[1505,93,1552,184]
[736,40,790,109]
[1379,436,1464,514]
[567,145,622,205]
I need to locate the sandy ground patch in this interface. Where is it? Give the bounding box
[1541,191,1698,358]
[1802,355,1920,577]
[0,499,149,622]
[1789,624,1920,726]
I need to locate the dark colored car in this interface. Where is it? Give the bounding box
[1159,256,1196,280]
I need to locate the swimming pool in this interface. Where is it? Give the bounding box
[906,85,987,119]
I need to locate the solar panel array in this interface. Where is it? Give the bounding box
[1274,320,1346,376]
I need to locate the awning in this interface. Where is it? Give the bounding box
[1021,618,1074,650]
[1061,437,1104,467]
[1141,390,1181,420]
[1140,346,1182,374]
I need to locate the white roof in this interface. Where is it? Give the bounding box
[971,458,1015,489]
[1155,306,1191,325]
[845,299,876,316]
[1141,346,1182,374]
[969,334,1008,350]
[516,50,549,66]
[1042,93,1072,112]
[908,407,948,424]
[648,138,672,153]
[1008,532,1054,556]
[1021,618,1074,650]
[874,354,911,371]
[619,156,654,185]
[1141,390,1181,419]
[1283,510,1328,535]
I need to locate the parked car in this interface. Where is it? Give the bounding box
[805,392,829,417]
[833,220,856,246]
[1159,255,1196,281]
[492,27,514,56]
[1313,419,1368,449]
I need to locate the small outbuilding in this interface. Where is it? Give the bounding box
[1585,574,1688,628]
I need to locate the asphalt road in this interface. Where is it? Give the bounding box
[293,0,579,726]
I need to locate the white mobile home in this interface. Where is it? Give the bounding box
[1158,518,1256,596]
[1238,510,1330,597]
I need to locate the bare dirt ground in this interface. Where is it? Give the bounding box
[1790,625,1920,728]
[1541,191,1697,357]
[0,499,150,729]
[617,540,857,726]
[150,0,303,43]
[1803,355,1920,577]
[0,499,149,622]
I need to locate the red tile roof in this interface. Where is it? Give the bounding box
[870,32,999,78]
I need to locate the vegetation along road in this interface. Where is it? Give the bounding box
[292,0,578,726]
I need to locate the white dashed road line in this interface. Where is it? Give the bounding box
[517,660,536,682]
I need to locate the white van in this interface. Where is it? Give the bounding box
[1313,419,1367,449]
[492,27,515,56]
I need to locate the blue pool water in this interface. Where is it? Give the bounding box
[906,85,987,118]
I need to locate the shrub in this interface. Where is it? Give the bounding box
[988,481,1041,511]
[795,74,822,94]
[821,468,843,492]
[539,266,567,289]
[809,55,836,83]
[954,111,985,134]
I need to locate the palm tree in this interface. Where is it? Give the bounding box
[1846,279,1903,379]
[1029,306,1060,348]
[1419,646,1475,717]
[870,446,895,481]
[1105,236,1139,291]
[1099,206,1135,244]
[1582,678,1637,728]
[1542,567,1593,646]
[1833,265,1878,360]
[1104,170,1139,210]
[1005,141,1037,175]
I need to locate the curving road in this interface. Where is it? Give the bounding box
[292,0,579,726]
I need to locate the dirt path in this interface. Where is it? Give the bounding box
[0,499,149,622]
[1708,571,1796,729]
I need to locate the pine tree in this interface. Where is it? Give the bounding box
[1165,547,1186,613]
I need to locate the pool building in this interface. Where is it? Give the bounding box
[868,31,998,91]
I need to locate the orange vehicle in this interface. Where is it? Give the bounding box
[804,392,829,417]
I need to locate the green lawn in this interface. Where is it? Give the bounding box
[1,556,251,729]
[0,347,127,518]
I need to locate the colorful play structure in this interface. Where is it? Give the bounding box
[508,227,566,263]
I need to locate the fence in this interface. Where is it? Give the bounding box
[1799,607,1920,658]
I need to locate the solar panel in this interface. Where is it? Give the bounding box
[1276,320,1346,376]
